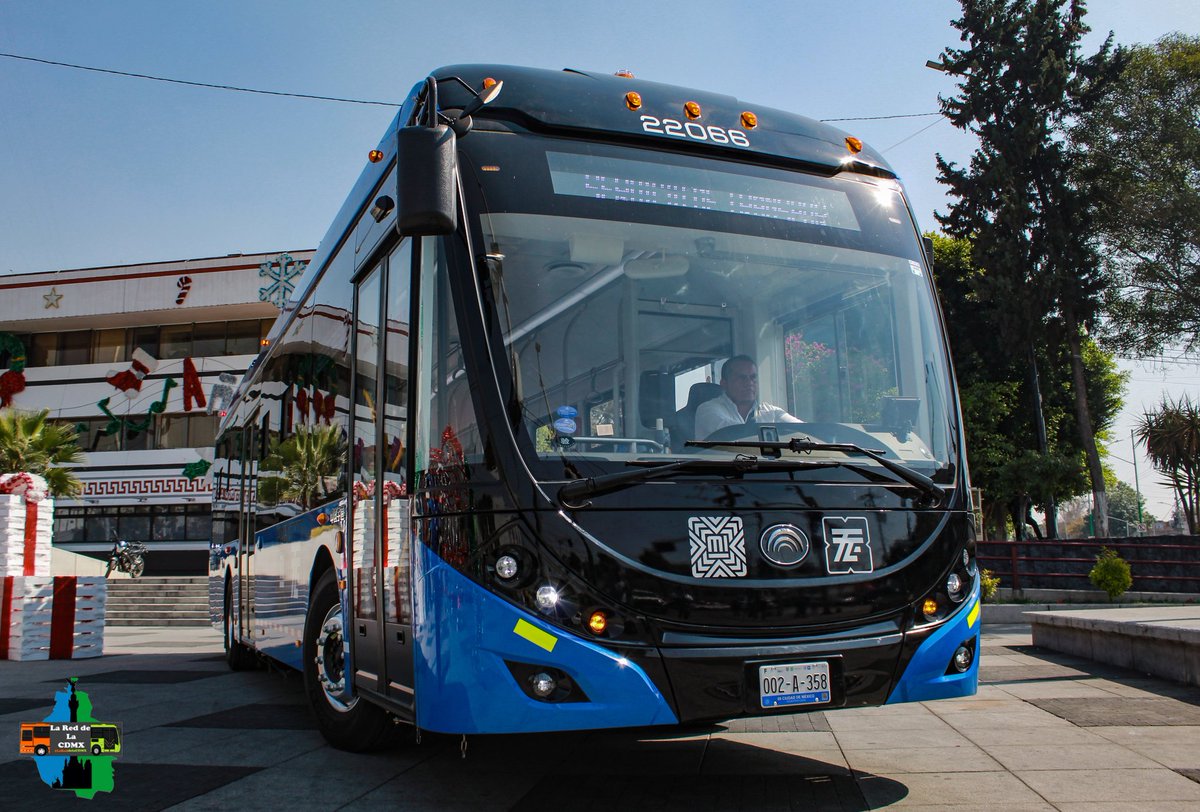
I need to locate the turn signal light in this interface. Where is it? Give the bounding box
[368,149,384,163]
[684,101,702,120]
[845,136,863,154]
[625,91,642,110]
[922,598,939,619]
[587,611,608,635]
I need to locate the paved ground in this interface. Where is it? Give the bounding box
[2,623,1199,810]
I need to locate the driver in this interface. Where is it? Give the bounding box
[694,355,802,439]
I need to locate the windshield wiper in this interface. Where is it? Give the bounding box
[557,456,821,508]
[685,437,944,507]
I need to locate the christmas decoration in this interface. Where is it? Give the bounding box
[0,332,26,408]
[182,357,206,411]
[259,253,307,309]
[42,288,62,309]
[0,473,51,578]
[182,459,211,480]
[0,575,105,660]
[175,275,193,306]
[106,348,158,398]
[96,378,177,436]
[207,372,236,416]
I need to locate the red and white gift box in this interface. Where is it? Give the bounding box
[0,575,106,660]
[0,473,53,577]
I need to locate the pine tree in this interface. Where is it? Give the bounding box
[935,0,1123,535]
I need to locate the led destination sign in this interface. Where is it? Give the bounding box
[547,152,860,230]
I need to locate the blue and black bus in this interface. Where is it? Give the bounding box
[211,64,980,750]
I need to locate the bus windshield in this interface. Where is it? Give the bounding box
[459,131,956,477]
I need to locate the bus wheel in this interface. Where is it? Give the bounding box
[91,744,101,755]
[35,745,47,756]
[224,581,254,671]
[303,569,397,751]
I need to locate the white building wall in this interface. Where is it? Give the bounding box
[0,251,314,569]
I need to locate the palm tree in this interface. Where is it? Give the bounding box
[260,424,345,510]
[1136,396,1200,535]
[0,409,85,497]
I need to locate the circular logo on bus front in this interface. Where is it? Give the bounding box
[759,524,809,569]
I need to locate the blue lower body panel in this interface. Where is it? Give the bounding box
[412,545,678,734]
[886,582,981,704]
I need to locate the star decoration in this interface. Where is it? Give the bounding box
[43,288,63,309]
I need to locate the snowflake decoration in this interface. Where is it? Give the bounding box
[259,253,308,309]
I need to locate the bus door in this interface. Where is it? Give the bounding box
[350,264,384,694]
[348,243,416,707]
[380,239,414,708]
[236,413,259,645]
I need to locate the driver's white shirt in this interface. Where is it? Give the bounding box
[694,393,802,439]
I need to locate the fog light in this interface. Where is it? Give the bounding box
[587,611,608,635]
[531,672,557,698]
[922,598,939,620]
[495,555,519,581]
[535,585,559,612]
[953,644,973,672]
[947,572,965,602]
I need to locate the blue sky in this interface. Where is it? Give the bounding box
[1,0,1197,518]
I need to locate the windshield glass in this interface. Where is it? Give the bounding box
[459,131,956,477]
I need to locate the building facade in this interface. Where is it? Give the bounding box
[0,251,312,574]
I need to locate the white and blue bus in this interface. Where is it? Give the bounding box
[211,65,980,750]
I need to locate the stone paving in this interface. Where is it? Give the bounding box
[0,623,1197,810]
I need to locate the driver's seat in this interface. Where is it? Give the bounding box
[673,382,723,442]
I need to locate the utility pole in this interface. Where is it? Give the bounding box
[1131,429,1143,534]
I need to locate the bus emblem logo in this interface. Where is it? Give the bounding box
[760,524,809,569]
[822,517,873,574]
[688,516,747,578]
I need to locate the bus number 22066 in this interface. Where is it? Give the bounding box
[640,116,750,147]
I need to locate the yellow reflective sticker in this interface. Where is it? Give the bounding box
[514,618,557,652]
[967,600,980,629]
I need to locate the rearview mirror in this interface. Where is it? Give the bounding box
[395,124,457,236]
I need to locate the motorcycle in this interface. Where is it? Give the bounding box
[105,539,147,578]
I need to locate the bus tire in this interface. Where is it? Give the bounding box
[91,744,101,755]
[303,569,397,751]
[224,580,254,671]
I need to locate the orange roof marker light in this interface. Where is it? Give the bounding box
[845,136,864,155]
[614,69,635,78]
[740,111,758,129]
[625,91,642,111]
[684,101,702,120]
[368,149,384,163]
[482,77,498,91]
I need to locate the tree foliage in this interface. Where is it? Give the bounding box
[0,408,85,497]
[1136,395,1200,534]
[1073,34,1200,355]
[935,0,1124,534]
[932,233,1125,539]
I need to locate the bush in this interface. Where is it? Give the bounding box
[980,568,1001,602]
[1089,547,1133,601]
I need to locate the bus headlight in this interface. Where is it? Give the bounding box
[946,572,965,603]
[535,585,560,612]
[495,554,519,581]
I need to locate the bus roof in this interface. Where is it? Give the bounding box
[434,64,893,176]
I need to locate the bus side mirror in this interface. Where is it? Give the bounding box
[396,124,458,236]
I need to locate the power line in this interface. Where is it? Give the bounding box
[819,112,941,122]
[0,51,401,107]
[880,117,947,153]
